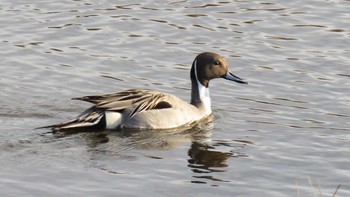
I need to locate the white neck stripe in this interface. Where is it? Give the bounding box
[193,59,199,84]
[194,59,212,115]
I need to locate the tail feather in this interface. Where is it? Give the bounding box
[37,107,105,132]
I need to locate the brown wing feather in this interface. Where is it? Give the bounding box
[129,93,167,117]
[97,100,134,111]
[73,89,171,117]
[72,89,147,104]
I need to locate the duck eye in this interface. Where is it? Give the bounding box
[214,60,220,65]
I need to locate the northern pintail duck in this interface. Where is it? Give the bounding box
[44,52,247,131]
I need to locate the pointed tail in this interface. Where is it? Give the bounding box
[36,107,105,132]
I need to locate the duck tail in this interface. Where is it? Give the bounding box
[36,107,105,132]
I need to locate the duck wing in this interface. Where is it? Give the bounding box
[72,89,146,104]
[73,89,172,117]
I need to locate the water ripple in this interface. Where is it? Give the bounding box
[1,0,350,196]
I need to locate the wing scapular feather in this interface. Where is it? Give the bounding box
[74,89,171,117]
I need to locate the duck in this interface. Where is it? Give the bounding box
[43,52,247,131]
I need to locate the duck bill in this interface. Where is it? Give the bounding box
[223,71,248,84]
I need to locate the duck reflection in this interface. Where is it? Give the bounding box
[187,139,250,184]
[188,142,231,173]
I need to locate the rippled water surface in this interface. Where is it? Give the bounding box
[1,0,349,196]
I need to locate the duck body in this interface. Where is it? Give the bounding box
[73,89,207,130]
[118,91,205,129]
[43,52,247,131]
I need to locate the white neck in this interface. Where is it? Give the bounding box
[194,60,212,115]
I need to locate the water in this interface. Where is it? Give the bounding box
[1,0,349,196]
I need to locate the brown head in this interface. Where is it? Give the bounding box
[190,52,247,87]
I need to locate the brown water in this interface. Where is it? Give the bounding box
[1,0,349,196]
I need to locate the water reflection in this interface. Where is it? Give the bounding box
[187,139,249,184]
[188,142,230,174]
